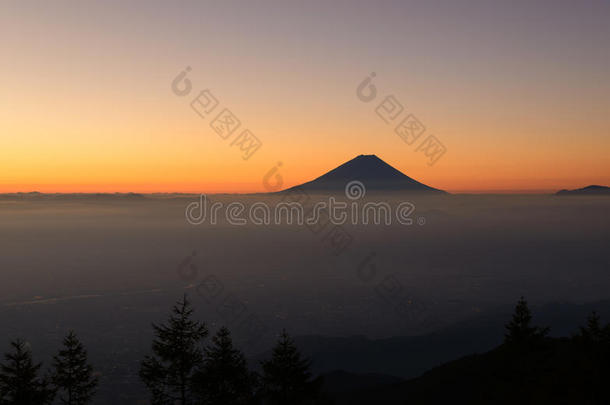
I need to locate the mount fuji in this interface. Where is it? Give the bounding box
[282,155,445,194]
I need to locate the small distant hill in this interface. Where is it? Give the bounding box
[556,185,610,196]
[281,154,445,194]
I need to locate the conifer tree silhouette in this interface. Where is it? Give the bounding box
[578,311,606,343]
[260,330,319,405]
[0,339,54,405]
[139,295,208,405]
[504,296,549,346]
[193,327,254,405]
[52,331,98,405]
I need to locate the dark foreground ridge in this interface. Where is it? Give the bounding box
[2,296,610,404]
[556,185,610,196]
[323,298,610,405]
[282,154,446,194]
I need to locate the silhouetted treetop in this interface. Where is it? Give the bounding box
[504,296,549,346]
[261,329,320,405]
[139,294,208,405]
[52,330,98,405]
[193,326,255,405]
[0,339,54,405]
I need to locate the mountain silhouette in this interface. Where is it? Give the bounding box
[556,185,610,196]
[282,155,445,194]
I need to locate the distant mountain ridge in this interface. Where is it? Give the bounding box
[291,299,610,404]
[282,154,445,194]
[249,299,610,380]
[0,192,147,201]
[556,185,610,195]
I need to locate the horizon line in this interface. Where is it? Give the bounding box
[0,188,592,196]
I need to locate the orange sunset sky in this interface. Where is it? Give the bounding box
[1,0,609,194]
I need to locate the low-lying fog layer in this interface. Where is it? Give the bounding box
[0,193,608,401]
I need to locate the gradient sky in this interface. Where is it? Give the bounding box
[1,0,609,193]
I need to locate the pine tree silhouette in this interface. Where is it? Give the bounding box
[574,311,610,403]
[51,331,98,405]
[193,327,255,405]
[579,311,605,343]
[260,330,319,405]
[504,297,549,347]
[0,339,54,405]
[140,295,208,405]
